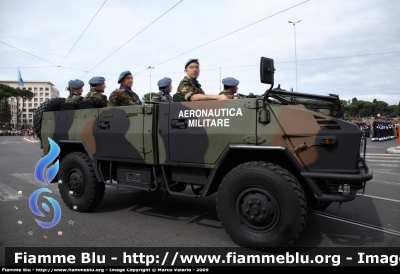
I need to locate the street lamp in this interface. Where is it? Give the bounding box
[288,20,301,92]
[147,66,155,101]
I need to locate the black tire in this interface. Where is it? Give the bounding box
[216,161,307,250]
[33,97,65,140]
[58,152,105,212]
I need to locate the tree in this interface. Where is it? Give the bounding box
[0,84,15,129]
[0,100,11,130]
[13,88,34,128]
[386,105,398,117]
[141,92,156,101]
[398,102,400,117]
[352,97,358,103]
[374,101,388,116]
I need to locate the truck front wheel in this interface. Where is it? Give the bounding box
[58,152,105,212]
[216,161,307,250]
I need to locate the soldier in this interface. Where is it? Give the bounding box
[176,59,228,101]
[372,120,379,141]
[108,70,141,107]
[83,76,108,107]
[219,77,239,99]
[365,122,371,138]
[152,77,173,103]
[65,79,84,103]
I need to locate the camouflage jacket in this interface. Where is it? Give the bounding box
[176,76,205,101]
[65,92,83,103]
[83,88,108,107]
[107,87,141,107]
[151,90,173,103]
[219,90,235,99]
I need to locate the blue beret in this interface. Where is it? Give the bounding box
[89,76,105,85]
[185,59,199,69]
[222,77,239,87]
[157,77,172,88]
[118,70,132,83]
[68,79,84,89]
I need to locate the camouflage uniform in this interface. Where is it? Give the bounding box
[176,76,205,102]
[108,86,141,107]
[219,90,235,99]
[151,90,173,103]
[83,87,108,107]
[65,92,83,103]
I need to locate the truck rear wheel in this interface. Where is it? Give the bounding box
[216,161,307,250]
[58,152,105,212]
[33,97,65,140]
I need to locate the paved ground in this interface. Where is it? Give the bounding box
[0,136,399,265]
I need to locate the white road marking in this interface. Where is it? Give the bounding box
[11,173,59,192]
[373,171,400,175]
[366,155,400,158]
[366,154,400,157]
[0,182,26,201]
[369,180,400,186]
[369,164,400,167]
[367,159,400,163]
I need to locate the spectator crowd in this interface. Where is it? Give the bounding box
[0,129,35,136]
[348,119,399,141]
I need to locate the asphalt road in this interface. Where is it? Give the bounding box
[0,136,399,265]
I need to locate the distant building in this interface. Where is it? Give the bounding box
[0,81,59,129]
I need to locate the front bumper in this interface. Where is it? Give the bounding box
[301,157,373,202]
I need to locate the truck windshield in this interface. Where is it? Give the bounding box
[265,89,343,118]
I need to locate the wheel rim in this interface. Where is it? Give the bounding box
[67,168,85,197]
[235,187,280,232]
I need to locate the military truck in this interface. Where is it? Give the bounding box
[34,57,372,249]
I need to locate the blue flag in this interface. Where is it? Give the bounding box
[18,69,24,86]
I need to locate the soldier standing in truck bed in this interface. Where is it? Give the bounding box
[83,76,108,107]
[152,77,173,103]
[176,59,228,102]
[65,79,85,103]
[108,70,141,107]
[219,77,240,99]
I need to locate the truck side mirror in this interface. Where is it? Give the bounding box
[260,57,275,85]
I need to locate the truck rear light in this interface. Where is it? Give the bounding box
[322,139,333,144]
[317,136,337,145]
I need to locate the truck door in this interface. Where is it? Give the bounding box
[168,100,257,164]
[97,106,144,160]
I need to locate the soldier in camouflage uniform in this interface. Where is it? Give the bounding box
[152,77,173,103]
[108,70,141,107]
[219,77,239,99]
[65,79,84,103]
[83,76,108,107]
[176,59,228,102]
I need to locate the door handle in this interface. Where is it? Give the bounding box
[171,119,187,129]
[99,121,110,130]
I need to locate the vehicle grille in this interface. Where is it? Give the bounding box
[314,116,341,130]
[326,181,365,195]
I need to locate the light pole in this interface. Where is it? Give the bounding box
[219,67,221,91]
[288,20,301,92]
[147,66,155,101]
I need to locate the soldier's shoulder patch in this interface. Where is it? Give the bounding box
[111,88,124,94]
[181,78,191,84]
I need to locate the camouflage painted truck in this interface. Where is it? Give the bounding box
[33,57,373,249]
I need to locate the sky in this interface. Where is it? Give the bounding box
[0,0,399,105]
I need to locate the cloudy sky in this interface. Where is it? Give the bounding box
[0,0,399,104]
